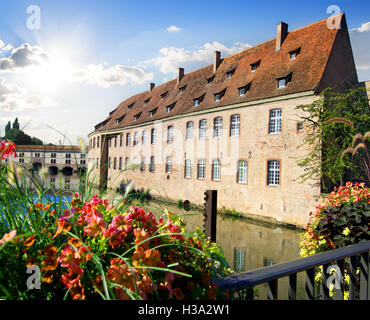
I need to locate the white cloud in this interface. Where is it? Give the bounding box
[0,77,58,112]
[351,22,370,33]
[144,41,253,74]
[167,25,181,33]
[72,63,154,88]
[0,43,49,73]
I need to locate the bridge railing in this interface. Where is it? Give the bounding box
[214,240,370,300]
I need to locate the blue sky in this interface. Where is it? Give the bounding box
[0,0,369,144]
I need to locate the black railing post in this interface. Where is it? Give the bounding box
[203,190,217,242]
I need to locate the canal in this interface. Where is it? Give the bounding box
[145,200,307,299]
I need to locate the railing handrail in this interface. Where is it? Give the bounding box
[215,240,370,290]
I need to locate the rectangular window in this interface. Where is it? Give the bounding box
[239,87,246,96]
[125,157,129,168]
[186,121,193,140]
[93,138,96,148]
[119,157,122,170]
[213,117,223,138]
[237,160,248,183]
[80,159,86,165]
[65,159,71,164]
[65,179,70,190]
[142,130,147,144]
[133,132,138,145]
[230,114,240,137]
[199,120,207,139]
[297,122,303,132]
[108,157,111,169]
[151,128,156,144]
[96,158,99,168]
[149,108,158,117]
[166,156,172,173]
[212,160,221,181]
[267,160,280,186]
[114,136,117,147]
[184,159,191,178]
[140,157,145,172]
[167,125,174,143]
[149,156,155,172]
[194,99,199,107]
[51,159,56,164]
[126,133,131,146]
[65,153,71,158]
[278,78,286,88]
[119,134,123,147]
[269,109,282,134]
[97,136,100,148]
[113,157,117,170]
[197,160,205,179]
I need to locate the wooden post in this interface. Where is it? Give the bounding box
[203,190,217,242]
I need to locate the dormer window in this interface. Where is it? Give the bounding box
[193,94,205,107]
[128,102,135,110]
[179,85,186,94]
[238,83,251,97]
[144,98,150,104]
[116,114,126,124]
[109,108,116,116]
[250,60,261,72]
[226,68,235,79]
[277,73,292,89]
[160,91,168,99]
[214,89,226,103]
[289,48,301,60]
[134,112,142,121]
[149,107,158,117]
[207,76,214,84]
[166,102,176,113]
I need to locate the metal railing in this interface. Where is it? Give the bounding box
[215,240,370,300]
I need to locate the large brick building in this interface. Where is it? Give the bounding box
[88,14,362,227]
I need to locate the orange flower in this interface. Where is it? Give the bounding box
[42,271,54,284]
[26,255,36,268]
[132,248,163,269]
[24,234,36,247]
[42,244,58,271]
[34,203,43,210]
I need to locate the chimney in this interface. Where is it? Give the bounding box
[149,82,155,92]
[177,67,184,83]
[213,51,221,73]
[276,22,288,51]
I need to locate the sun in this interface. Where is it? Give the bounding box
[25,55,72,93]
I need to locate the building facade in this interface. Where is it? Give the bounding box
[4,145,86,191]
[88,14,361,227]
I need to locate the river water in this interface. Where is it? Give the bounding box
[145,200,307,299]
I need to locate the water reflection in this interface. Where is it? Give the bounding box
[147,201,306,299]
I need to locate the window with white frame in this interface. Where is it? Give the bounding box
[269,109,282,134]
[149,156,155,172]
[133,132,138,145]
[142,130,147,144]
[213,117,223,138]
[212,160,221,181]
[151,128,156,144]
[186,121,193,140]
[237,160,248,183]
[230,115,240,136]
[184,159,191,178]
[197,160,205,179]
[167,125,174,143]
[199,120,207,139]
[140,157,145,172]
[166,156,172,173]
[267,160,280,186]
[126,133,131,146]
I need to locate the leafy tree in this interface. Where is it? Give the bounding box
[4,121,11,136]
[12,118,19,130]
[296,86,370,192]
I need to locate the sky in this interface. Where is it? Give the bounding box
[0,0,369,145]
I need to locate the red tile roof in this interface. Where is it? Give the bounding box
[93,14,353,133]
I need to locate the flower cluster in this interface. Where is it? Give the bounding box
[0,140,17,160]
[0,192,227,300]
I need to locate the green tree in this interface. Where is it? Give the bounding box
[296,86,370,192]
[12,118,20,130]
[4,121,11,137]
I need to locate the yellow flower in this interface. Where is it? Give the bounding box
[342,227,350,236]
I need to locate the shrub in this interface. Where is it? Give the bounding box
[299,182,369,299]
